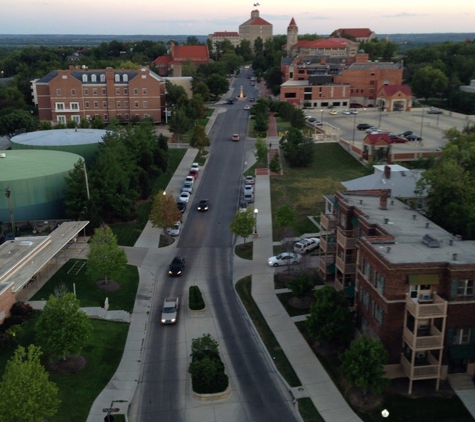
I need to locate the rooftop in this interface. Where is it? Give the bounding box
[11,129,109,147]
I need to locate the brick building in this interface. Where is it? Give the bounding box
[153,44,210,77]
[318,188,475,393]
[32,66,166,124]
[208,31,241,53]
[239,9,273,49]
[332,28,377,43]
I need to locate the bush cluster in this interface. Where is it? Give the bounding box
[188,285,205,310]
[0,302,34,351]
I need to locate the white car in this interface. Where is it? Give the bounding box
[244,185,254,195]
[350,108,358,115]
[294,238,320,254]
[181,181,193,193]
[342,110,351,115]
[268,252,302,267]
[190,162,199,172]
[178,192,191,203]
[167,221,181,236]
[365,126,378,133]
[184,176,194,185]
[244,105,250,110]
[244,175,255,185]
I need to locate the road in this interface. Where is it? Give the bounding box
[129,69,297,421]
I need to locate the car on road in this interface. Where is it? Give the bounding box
[244,192,254,203]
[167,221,181,236]
[365,126,379,133]
[168,257,186,277]
[329,109,338,115]
[357,123,372,131]
[244,185,254,195]
[176,201,187,214]
[231,133,240,142]
[249,97,255,102]
[190,162,200,172]
[294,238,320,254]
[350,108,358,115]
[268,252,302,267]
[188,169,199,179]
[161,297,179,324]
[342,110,351,115]
[244,105,250,110]
[388,134,407,143]
[406,134,423,141]
[197,199,209,212]
[178,192,191,203]
[427,108,442,114]
[306,117,316,122]
[227,99,234,105]
[398,131,413,138]
[181,181,193,193]
[239,201,248,212]
[244,175,255,185]
[184,175,195,185]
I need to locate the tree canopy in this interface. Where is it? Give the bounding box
[149,190,182,235]
[279,128,315,167]
[230,208,255,244]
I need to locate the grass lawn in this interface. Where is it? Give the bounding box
[0,315,129,422]
[271,143,368,240]
[298,398,325,422]
[235,242,253,260]
[30,259,139,313]
[277,292,312,317]
[111,148,187,246]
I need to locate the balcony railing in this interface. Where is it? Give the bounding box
[319,237,336,253]
[335,256,357,274]
[318,255,335,275]
[320,213,337,230]
[400,354,441,380]
[405,294,447,319]
[337,229,356,249]
[403,326,443,350]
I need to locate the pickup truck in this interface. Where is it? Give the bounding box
[293,237,320,254]
[161,297,179,324]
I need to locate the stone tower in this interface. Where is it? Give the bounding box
[287,17,298,56]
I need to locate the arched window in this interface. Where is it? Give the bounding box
[82,74,88,82]
[91,74,97,82]
[115,74,120,82]
[123,74,128,82]
[100,74,105,82]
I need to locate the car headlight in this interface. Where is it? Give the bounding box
[171,318,176,323]
[168,271,172,275]
[177,271,182,275]
[161,319,166,323]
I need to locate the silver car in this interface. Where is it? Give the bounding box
[267,252,302,267]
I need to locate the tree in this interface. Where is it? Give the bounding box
[280,128,315,167]
[290,107,306,129]
[168,106,193,141]
[205,73,229,97]
[0,344,60,422]
[339,335,389,396]
[254,113,268,135]
[230,208,255,244]
[269,151,281,174]
[0,110,37,137]
[165,80,188,107]
[255,137,268,164]
[287,274,314,299]
[149,190,182,236]
[411,65,449,100]
[306,285,353,345]
[63,159,95,222]
[36,293,93,362]
[189,94,207,119]
[86,225,128,284]
[192,81,210,102]
[190,124,210,152]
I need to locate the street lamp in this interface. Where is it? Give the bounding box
[352,112,357,145]
[5,187,15,234]
[254,208,258,235]
[420,106,425,138]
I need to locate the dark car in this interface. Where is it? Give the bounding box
[357,123,372,131]
[168,257,186,277]
[227,99,234,105]
[249,97,255,102]
[389,134,407,143]
[197,199,209,212]
[398,131,413,138]
[177,201,187,214]
[406,134,422,141]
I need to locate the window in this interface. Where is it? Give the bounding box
[360,287,370,309]
[125,101,129,108]
[372,302,384,326]
[72,115,80,124]
[123,74,128,82]
[143,101,147,108]
[374,270,385,295]
[104,114,109,121]
[134,88,138,95]
[115,74,120,82]
[85,101,90,108]
[362,258,372,280]
[94,101,98,108]
[103,101,107,108]
[453,328,471,345]
[70,102,79,110]
[93,89,97,95]
[84,88,89,95]
[82,75,88,82]
[117,101,121,108]
[102,88,106,95]
[91,74,97,82]
[57,115,66,124]
[284,93,296,98]
[457,280,474,297]
[142,88,147,95]
[55,102,65,111]
[100,74,105,82]
[125,114,130,120]
[56,89,61,96]
[124,88,128,95]
[71,89,76,96]
[116,88,120,95]
[134,101,139,108]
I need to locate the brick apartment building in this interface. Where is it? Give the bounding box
[281,18,412,111]
[318,187,475,393]
[32,66,166,124]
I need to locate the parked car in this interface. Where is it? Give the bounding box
[306,117,316,122]
[197,199,209,212]
[244,185,254,195]
[388,134,407,143]
[365,126,379,133]
[168,257,186,277]
[350,108,358,115]
[178,192,191,203]
[244,192,254,203]
[190,162,200,172]
[184,175,195,185]
[398,131,413,138]
[342,110,351,115]
[244,176,255,185]
[268,252,302,267]
[188,169,199,179]
[427,107,442,114]
[231,133,240,142]
[167,221,181,236]
[357,123,372,131]
[294,238,320,254]
[239,201,248,212]
[181,181,193,193]
[176,201,187,214]
[227,99,234,105]
[406,134,423,141]
[329,109,338,115]
[161,297,179,324]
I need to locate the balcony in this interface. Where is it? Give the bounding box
[335,255,357,274]
[405,294,447,319]
[318,255,335,276]
[400,354,441,380]
[320,213,337,231]
[337,229,356,249]
[319,237,336,253]
[403,326,443,351]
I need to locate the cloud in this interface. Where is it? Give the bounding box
[380,12,421,18]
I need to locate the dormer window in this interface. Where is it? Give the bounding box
[115,74,120,82]
[82,74,88,82]
[91,74,97,82]
[100,74,105,82]
[123,74,128,82]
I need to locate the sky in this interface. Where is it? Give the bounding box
[1,0,474,35]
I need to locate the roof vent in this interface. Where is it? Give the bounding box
[422,234,440,248]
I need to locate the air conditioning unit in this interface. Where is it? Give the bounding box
[419,293,433,303]
[416,352,425,360]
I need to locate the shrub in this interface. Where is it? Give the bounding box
[10,302,34,318]
[189,285,205,310]
[0,331,13,352]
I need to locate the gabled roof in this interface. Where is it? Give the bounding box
[154,56,173,64]
[173,45,209,60]
[379,84,412,96]
[364,133,392,145]
[335,28,374,38]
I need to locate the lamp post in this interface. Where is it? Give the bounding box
[254,208,258,235]
[352,112,357,145]
[5,187,15,234]
[420,106,425,138]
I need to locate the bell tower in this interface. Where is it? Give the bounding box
[287,17,298,56]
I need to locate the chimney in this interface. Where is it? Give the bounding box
[379,189,390,210]
[384,165,391,179]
